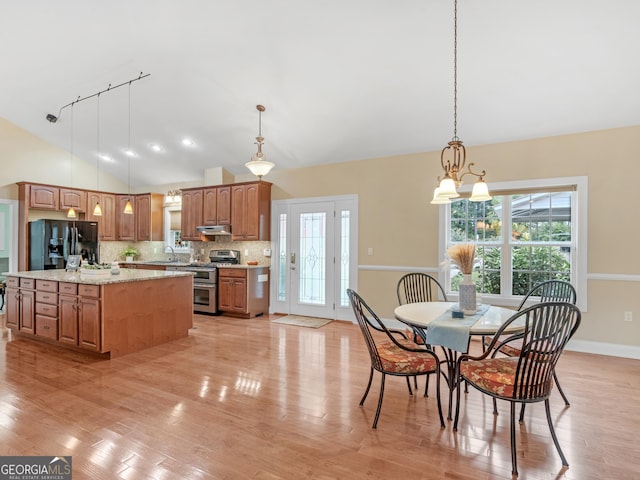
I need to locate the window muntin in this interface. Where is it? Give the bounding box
[446,188,574,300]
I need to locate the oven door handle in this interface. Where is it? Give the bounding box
[194,282,216,288]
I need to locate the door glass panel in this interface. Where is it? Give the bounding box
[278,213,287,301]
[299,212,326,305]
[340,210,350,307]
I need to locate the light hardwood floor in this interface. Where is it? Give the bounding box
[1,312,639,479]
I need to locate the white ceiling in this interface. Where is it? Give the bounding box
[2,0,639,187]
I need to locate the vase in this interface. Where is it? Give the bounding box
[459,274,477,314]
[126,256,134,263]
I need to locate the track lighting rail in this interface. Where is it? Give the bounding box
[46,72,150,123]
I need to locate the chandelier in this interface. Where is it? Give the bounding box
[245,104,275,178]
[431,0,492,205]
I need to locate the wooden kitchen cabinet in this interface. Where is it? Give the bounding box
[203,186,231,225]
[59,293,78,345]
[218,270,247,313]
[116,195,136,241]
[29,184,59,209]
[78,292,101,351]
[86,192,117,241]
[231,181,271,241]
[35,280,59,341]
[135,193,164,241]
[59,188,87,212]
[58,283,101,351]
[6,277,36,334]
[181,189,203,240]
[218,267,269,318]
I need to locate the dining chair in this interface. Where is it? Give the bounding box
[454,301,581,476]
[486,280,577,416]
[397,273,448,305]
[347,289,444,429]
[396,272,448,393]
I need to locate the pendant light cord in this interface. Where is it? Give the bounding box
[96,92,101,191]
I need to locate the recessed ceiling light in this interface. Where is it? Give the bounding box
[124,148,137,157]
[98,153,112,162]
[182,138,195,147]
[150,143,164,153]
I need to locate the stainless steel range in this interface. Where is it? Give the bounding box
[185,250,240,314]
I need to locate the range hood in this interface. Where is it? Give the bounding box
[196,225,232,236]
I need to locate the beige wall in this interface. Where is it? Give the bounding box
[1,115,639,350]
[0,117,126,198]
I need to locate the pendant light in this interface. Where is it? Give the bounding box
[93,92,103,216]
[123,81,134,215]
[431,0,492,204]
[66,104,77,218]
[245,104,275,178]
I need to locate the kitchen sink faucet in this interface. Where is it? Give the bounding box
[165,246,177,261]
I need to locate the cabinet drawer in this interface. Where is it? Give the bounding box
[78,284,100,298]
[59,282,78,295]
[218,268,247,278]
[36,302,58,317]
[36,291,57,305]
[36,280,58,293]
[6,277,19,288]
[20,278,35,289]
[35,315,58,340]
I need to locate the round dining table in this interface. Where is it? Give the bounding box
[394,301,522,420]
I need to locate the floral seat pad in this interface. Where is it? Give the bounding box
[461,357,544,397]
[377,340,437,375]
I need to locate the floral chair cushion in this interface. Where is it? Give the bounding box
[460,357,544,398]
[377,340,437,375]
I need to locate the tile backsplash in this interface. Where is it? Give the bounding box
[100,240,273,266]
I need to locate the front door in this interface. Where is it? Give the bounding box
[271,195,357,321]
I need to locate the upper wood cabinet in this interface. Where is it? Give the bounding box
[181,189,203,241]
[116,195,136,241]
[203,186,231,226]
[59,188,87,212]
[135,193,164,241]
[231,181,271,241]
[86,192,117,241]
[29,185,59,209]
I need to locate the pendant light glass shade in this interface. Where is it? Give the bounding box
[93,202,103,216]
[66,207,77,218]
[246,105,275,178]
[123,199,134,214]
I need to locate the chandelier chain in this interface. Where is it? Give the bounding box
[453,0,458,140]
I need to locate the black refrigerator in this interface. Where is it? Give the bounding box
[29,219,99,270]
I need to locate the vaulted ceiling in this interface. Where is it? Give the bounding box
[2,0,639,187]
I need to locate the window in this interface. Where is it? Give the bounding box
[440,177,587,308]
[164,206,190,253]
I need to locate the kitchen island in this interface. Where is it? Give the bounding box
[4,268,193,358]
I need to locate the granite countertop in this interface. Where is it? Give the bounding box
[7,268,194,285]
[123,261,269,270]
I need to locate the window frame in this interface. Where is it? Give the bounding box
[438,176,588,311]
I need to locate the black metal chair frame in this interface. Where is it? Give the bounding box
[488,280,577,419]
[347,288,445,429]
[396,272,448,393]
[455,302,581,476]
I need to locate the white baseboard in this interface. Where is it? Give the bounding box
[566,339,640,360]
